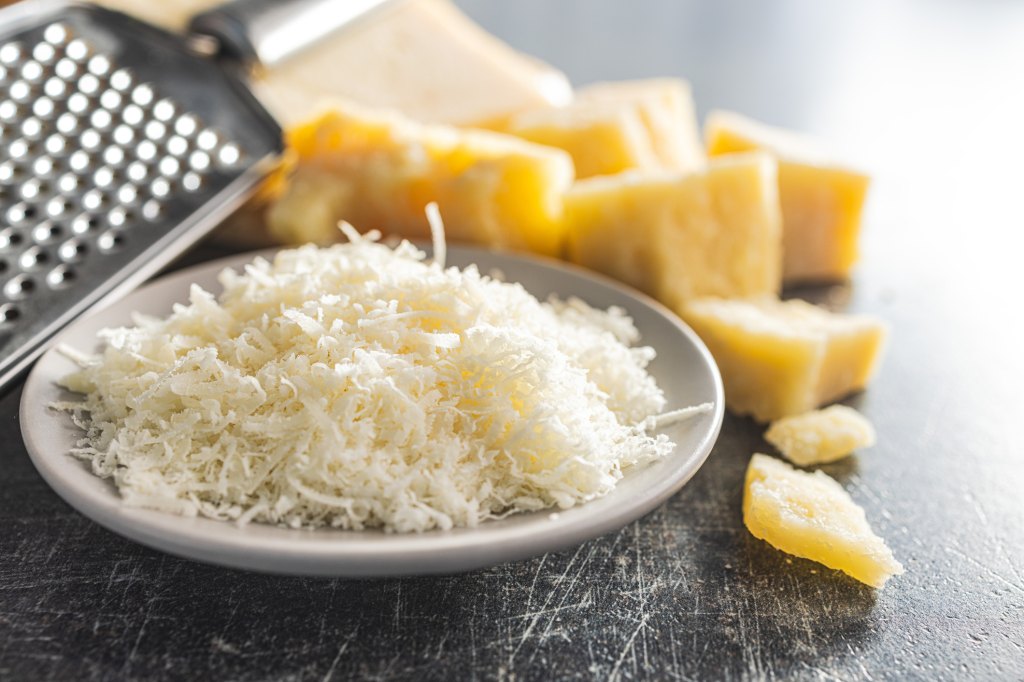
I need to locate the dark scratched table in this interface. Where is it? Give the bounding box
[2,1,1023,679]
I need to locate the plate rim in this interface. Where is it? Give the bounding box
[20,244,724,577]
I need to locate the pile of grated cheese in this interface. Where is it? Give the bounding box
[56,224,701,532]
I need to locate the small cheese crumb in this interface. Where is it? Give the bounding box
[55,228,702,533]
[765,405,876,466]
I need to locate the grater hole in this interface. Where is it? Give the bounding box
[137,139,157,161]
[20,116,43,139]
[8,138,30,159]
[8,81,30,103]
[67,92,88,113]
[93,167,116,189]
[44,133,67,156]
[65,39,90,62]
[141,199,162,221]
[0,43,22,65]
[117,184,137,204]
[19,246,48,271]
[44,24,71,46]
[166,135,188,156]
[107,207,130,228]
[70,214,100,236]
[32,96,55,119]
[32,155,54,176]
[59,238,87,262]
[88,55,111,77]
[126,161,148,182]
[182,171,203,193]
[57,172,78,193]
[158,156,180,178]
[90,109,113,131]
[0,162,16,183]
[56,112,78,134]
[20,178,45,200]
[82,189,106,211]
[68,150,90,172]
[0,100,16,120]
[196,129,218,151]
[122,103,144,126]
[46,264,75,289]
[175,114,198,137]
[43,77,67,99]
[144,120,166,141]
[109,68,132,91]
[218,143,242,167]
[6,203,34,225]
[150,178,171,199]
[112,124,134,145]
[32,43,57,65]
[78,73,100,96]
[46,196,69,218]
[20,61,44,83]
[97,231,124,253]
[33,222,62,244]
[102,146,125,166]
[80,128,101,150]
[0,303,19,324]
[54,58,77,79]
[4,275,35,300]
[99,89,121,110]
[0,228,22,250]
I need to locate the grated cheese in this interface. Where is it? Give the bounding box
[56,225,699,533]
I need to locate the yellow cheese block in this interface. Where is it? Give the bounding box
[264,102,574,256]
[566,153,782,308]
[681,297,887,422]
[765,405,876,466]
[577,79,704,173]
[744,453,903,588]
[705,111,870,283]
[498,79,703,179]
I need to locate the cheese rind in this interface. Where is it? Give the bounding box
[265,102,574,256]
[566,153,782,307]
[705,110,870,283]
[498,79,703,179]
[765,405,876,466]
[681,297,886,422]
[743,453,903,588]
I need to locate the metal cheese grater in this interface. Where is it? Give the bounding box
[0,0,394,390]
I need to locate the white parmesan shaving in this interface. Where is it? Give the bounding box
[56,228,703,532]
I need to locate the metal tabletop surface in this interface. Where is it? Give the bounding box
[2,1,1023,679]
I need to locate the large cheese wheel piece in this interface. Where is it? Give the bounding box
[265,102,574,257]
[705,111,870,283]
[566,153,782,307]
[681,296,887,422]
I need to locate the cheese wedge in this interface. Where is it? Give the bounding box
[705,111,870,283]
[265,102,574,256]
[566,153,782,307]
[253,0,572,128]
[681,297,886,422]
[744,453,903,588]
[498,79,703,179]
[765,405,876,466]
[97,0,572,127]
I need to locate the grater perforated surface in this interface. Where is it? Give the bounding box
[0,2,282,389]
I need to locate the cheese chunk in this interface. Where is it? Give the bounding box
[681,297,886,422]
[577,79,704,173]
[744,453,903,588]
[566,153,782,307]
[765,405,876,466]
[705,111,870,283]
[498,79,703,178]
[265,102,574,256]
[253,0,572,128]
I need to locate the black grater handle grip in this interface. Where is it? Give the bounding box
[188,0,401,70]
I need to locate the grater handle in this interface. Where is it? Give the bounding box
[188,0,401,69]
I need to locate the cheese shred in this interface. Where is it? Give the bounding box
[56,228,699,532]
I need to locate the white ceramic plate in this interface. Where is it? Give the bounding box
[20,246,723,577]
